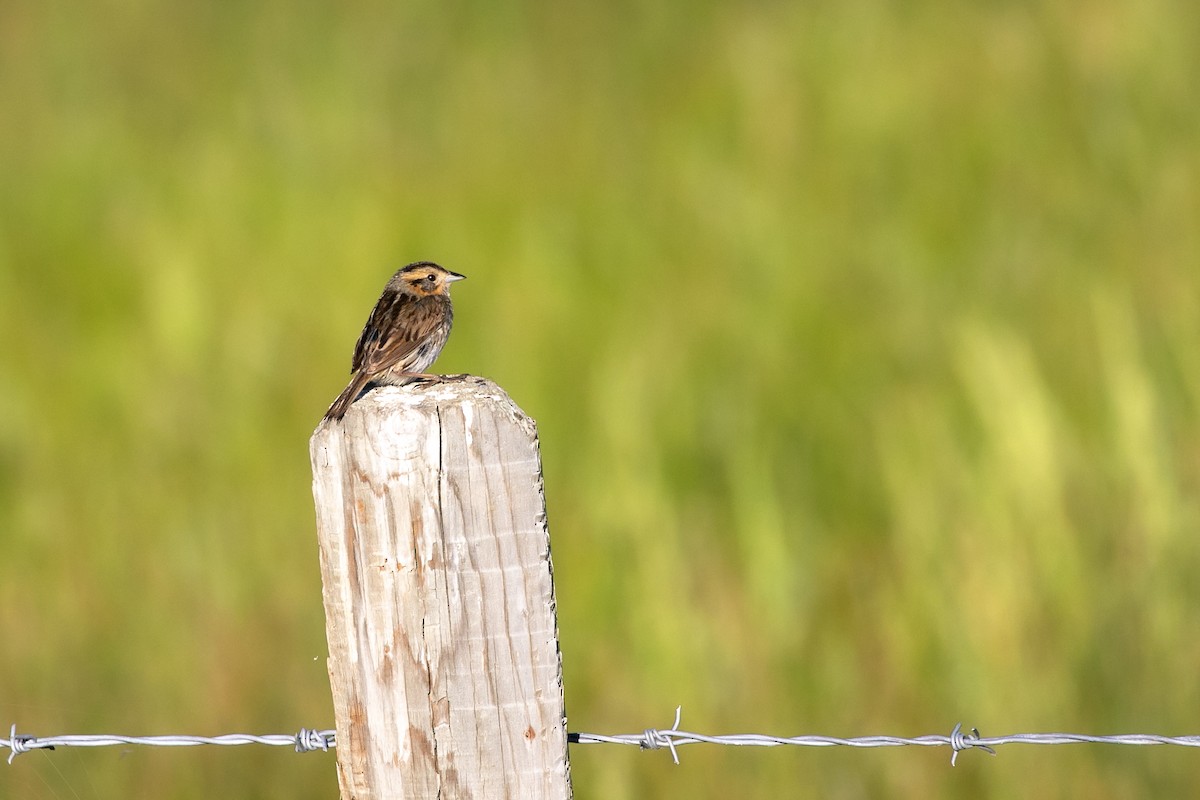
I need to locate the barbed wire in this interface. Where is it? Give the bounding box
[4,726,335,764]
[569,708,1200,765]
[7,710,1200,767]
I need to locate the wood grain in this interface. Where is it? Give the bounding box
[310,377,571,799]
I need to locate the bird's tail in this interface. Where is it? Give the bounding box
[323,371,373,422]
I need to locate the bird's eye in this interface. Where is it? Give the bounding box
[426,275,437,284]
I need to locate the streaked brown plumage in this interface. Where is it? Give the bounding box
[323,261,465,421]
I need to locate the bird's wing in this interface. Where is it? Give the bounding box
[351,293,447,375]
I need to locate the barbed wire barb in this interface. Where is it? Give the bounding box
[949,723,996,766]
[637,706,684,764]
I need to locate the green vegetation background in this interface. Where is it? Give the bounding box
[2,1,1199,797]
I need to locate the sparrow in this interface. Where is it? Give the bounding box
[323,261,466,421]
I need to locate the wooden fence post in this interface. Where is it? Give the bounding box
[310,377,572,800]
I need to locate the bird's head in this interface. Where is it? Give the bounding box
[392,262,466,297]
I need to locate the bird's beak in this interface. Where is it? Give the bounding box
[446,271,466,283]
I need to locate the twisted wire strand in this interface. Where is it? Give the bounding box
[5,725,336,764]
[569,712,1200,765]
[8,712,1200,766]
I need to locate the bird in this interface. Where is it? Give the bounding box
[323,261,466,421]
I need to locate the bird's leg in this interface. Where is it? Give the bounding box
[394,372,471,385]
[396,372,443,382]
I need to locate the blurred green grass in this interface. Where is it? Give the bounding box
[2,0,1200,797]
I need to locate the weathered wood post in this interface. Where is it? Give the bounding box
[310,377,572,799]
